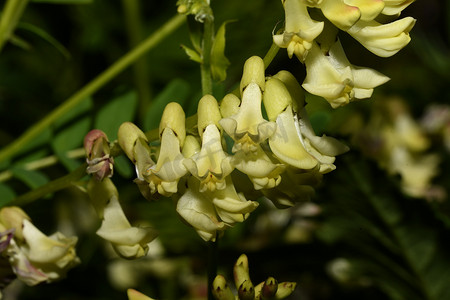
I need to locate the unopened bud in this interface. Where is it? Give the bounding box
[234,254,251,288]
[182,135,201,158]
[220,93,240,118]
[261,277,278,299]
[212,275,235,300]
[84,129,113,181]
[274,282,296,299]
[263,78,293,121]
[118,122,148,163]
[0,206,31,240]
[240,56,265,93]
[272,71,304,108]
[238,280,255,300]
[159,102,186,146]
[197,95,222,137]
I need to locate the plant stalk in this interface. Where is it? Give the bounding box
[0,13,185,164]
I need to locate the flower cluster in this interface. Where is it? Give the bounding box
[116,56,348,241]
[0,207,80,288]
[274,0,415,108]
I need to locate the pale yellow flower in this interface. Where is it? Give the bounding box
[302,41,389,108]
[273,0,324,61]
[382,0,415,16]
[176,177,258,242]
[6,219,80,286]
[347,17,416,57]
[143,103,188,196]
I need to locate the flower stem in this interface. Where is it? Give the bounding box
[263,42,280,69]
[12,162,88,207]
[201,15,214,96]
[0,13,185,164]
[207,238,219,300]
[0,0,30,53]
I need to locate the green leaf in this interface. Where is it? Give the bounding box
[9,34,32,50]
[54,97,93,129]
[0,183,15,207]
[11,167,49,189]
[94,91,138,140]
[210,20,234,82]
[186,15,203,53]
[181,44,202,63]
[143,79,190,132]
[51,117,90,171]
[17,22,71,59]
[114,155,134,179]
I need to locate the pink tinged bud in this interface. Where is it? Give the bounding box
[212,275,235,300]
[84,129,114,181]
[274,282,297,299]
[261,277,278,299]
[238,280,255,300]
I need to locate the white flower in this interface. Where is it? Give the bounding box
[302,41,390,108]
[7,220,80,286]
[220,83,276,153]
[347,17,416,57]
[273,0,324,61]
[176,176,258,242]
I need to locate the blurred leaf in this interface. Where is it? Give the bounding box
[17,22,71,59]
[143,79,190,132]
[94,91,138,140]
[114,155,134,179]
[186,15,203,53]
[0,183,15,207]
[11,167,49,189]
[210,20,234,82]
[180,44,202,63]
[51,117,90,171]
[9,34,32,50]
[31,0,92,3]
[15,128,52,157]
[317,156,450,300]
[54,97,93,128]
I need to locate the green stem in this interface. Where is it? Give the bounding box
[0,0,30,53]
[207,238,219,300]
[12,162,88,207]
[0,148,85,182]
[263,42,280,69]
[201,15,214,96]
[0,13,186,164]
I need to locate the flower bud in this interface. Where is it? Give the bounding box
[274,282,296,299]
[0,206,31,241]
[212,275,235,300]
[272,71,305,108]
[261,277,278,299]
[127,289,156,300]
[84,129,114,181]
[182,135,201,158]
[263,78,294,122]
[197,95,222,137]
[220,93,241,118]
[159,102,186,146]
[240,56,265,93]
[118,122,148,163]
[233,254,251,288]
[238,280,255,300]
